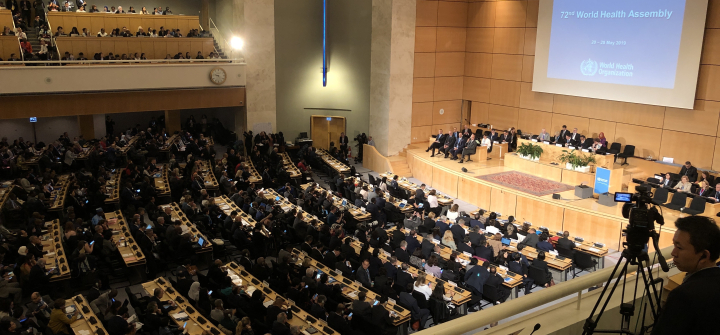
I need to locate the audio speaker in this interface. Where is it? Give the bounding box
[552,194,561,199]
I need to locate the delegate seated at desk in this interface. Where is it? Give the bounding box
[658,173,676,188]
[537,129,550,142]
[558,134,578,148]
[679,161,698,182]
[674,176,692,193]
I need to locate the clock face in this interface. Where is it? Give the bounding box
[210,68,226,85]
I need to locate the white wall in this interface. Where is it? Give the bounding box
[0,116,80,145]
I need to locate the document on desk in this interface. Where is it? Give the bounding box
[263,300,275,308]
[172,312,189,321]
[587,247,600,253]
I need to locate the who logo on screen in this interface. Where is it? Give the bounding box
[580,59,598,76]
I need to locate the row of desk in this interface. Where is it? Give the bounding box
[298,183,371,222]
[240,159,263,185]
[224,261,340,335]
[197,160,219,191]
[153,165,171,197]
[103,170,122,204]
[42,219,72,282]
[378,173,454,207]
[213,195,272,237]
[316,149,351,174]
[160,203,214,254]
[105,211,146,266]
[65,294,109,335]
[142,278,224,335]
[281,152,302,179]
[49,175,73,212]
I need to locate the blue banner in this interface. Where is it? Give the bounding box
[594,167,611,194]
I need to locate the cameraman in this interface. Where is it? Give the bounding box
[652,216,720,335]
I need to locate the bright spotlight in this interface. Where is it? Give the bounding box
[230,36,243,50]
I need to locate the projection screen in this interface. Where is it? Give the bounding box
[533,0,708,109]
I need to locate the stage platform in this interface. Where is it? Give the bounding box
[366,144,689,251]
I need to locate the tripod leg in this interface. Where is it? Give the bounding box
[582,256,632,335]
[636,259,661,319]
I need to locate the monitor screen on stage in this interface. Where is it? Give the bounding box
[533,0,708,109]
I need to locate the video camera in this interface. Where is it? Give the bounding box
[614,186,665,255]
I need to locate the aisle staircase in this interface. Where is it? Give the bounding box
[388,144,423,178]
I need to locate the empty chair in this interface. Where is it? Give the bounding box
[607,142,622,155]
[527,266,551,291]
[663,192,687,211]
[652,187,669,204]
[572,252,598,278]
[369,174,376,186]
[555,245,574,259]
[681,196,707,215]
[617,145,635,165]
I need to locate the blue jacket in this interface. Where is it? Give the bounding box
[464,264,490,295]
[405,235,421,254]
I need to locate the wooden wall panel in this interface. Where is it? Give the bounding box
[433,76,464,101]
[464,52,492,78]
[416,0,439,27]
[129,18,142,31]
[563,210,622,251]
[434,52,465,77]
[659,130,716,169]
[525,0,539,27]
[431,123,460,137]
[489,79,521,107]
[432,100,462,125]
[414,53,436,78]
[466,28,495,53]
[154,42,167,59]
[614,123,662,158]
[467,2,496,28]
[588,119,617,142]
[523,28,536,55]
[521,55,534,82]
[432,167,459,198]
[0,36,20,60]
[713,137,720,171]
[437,1,468,27]
[463,77,491,103]
[697,65,720,102]
[141,40,154,59]
[494,0,527,28]
[415,27,437,53]
[517,109,552,135]
[411,156,434,187]
[115,41,128,55]
[701,29,720,65]
[436,27,467,52]
[552,94,665,128]
[489,188,517,218]
[492,27,525,54]
[0,10,13,30]
[551,114,590,136]
[127,40,142,55]
[91,17,104,34]
[487,105,519,130]
[457,177,492,210]
[470,102,490,125]
[412,102,434,127]
[411,126,432,144]
[412,77,435,103]
[490,54,523,81]
[707,0,720,29]
[515,197,564,233]
[518,82,553,112]
[117,17,130,29]
[664,106,719,136]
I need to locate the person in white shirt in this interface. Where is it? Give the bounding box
[413,273,433,299]
[427,189,439,211]
[15,28,27,40]
[674,176,692,193]
[97,28,107,37]
[446,204,459,221]
[481,133,492,149]
[367,136,375,147]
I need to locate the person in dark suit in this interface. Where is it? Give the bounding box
[420,239,435,259]
[474,240,494,262]
[440,131,456,158]
[384,256,398,280]
[508,252,533,294]
[449,136,467,160]
[327,304,352,335]
[652,216,720,335]
[338,132,349,158]
[415,184,426,201]
[557,125,570,142]
[519,228,539,248]
[679,161,698,182]
[449,221,465,243]
[271,313,290,335]
[468,226,485,247]
[536,233,555,252]
[426,129,446,156]
[395,264,414,290]
[405,231,421,254]
[351,291,371,317]
[323,248,339,268]
[394,241,410,263]
[485,266,510,303]
[660,173,676,188]
[488,129,499,142]
[398,284,430,329]
[499,130,511,143]
[391,224,405,250]
[356,259,372,288]
[464,259,490,296]
[530,252,554,286]
[458,236,475,255]
[371,295,397,335]
[557,231,576,250]
[569,128,581,142]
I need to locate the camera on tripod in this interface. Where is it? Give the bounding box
[614,186,665,255]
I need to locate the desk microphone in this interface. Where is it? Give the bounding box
[529,323,541,335]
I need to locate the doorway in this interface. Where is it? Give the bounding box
[310,115,346,150]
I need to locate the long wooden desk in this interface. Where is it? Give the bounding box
[517,138,614,169]
[47,11,199,36]
[65,294,109,335]
[224,262,340,335]
[0,185,17,208]
[161,203,213,253]
[197,160,219,190]
[118,136,140,155]
[103,171,121,204]
[291,250,411,326]
[0,35,20,64]
[427,136,508,159]
[105,211,146,266]
[154,165,171,197]
[628,179,720,218]
[241,160,263,185]
[281,152,302,179]
[299,183,371,222]
[316,149,350,174]
[42,219,72,282]
[142,278,223,335]
[378,173,454,206]
[213,196,272,236]
[49,175,72,212]
[258,189,325,229]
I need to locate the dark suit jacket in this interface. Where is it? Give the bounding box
[420,239,435,259]
[443,136,456,148]
[356,266,372,288]
[327,312,351,335]
[464,265,489,295]
[557,237,576,250]
[652,267,720,335]
[398,292,424,319]
[271,321,290,335]
[351,300,371,316]
[394,248,410,263]
[415,189,425,200]
[449,224,465,243]
[468,231,485,247]
[323,252,337,268]
[383,262,398,280]
[519,233,539,248]
[679,166,698,182]
[475,245,494,261]
[458,242,474,255]
[396,271,413,290]
[405,236,420,254]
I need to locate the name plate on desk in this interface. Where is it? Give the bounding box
[556,144,563,147]
[462,251,472,258]
[543,141,550,144]
[531,139,538,142]
[494,141,500,144]
[581,149,589,152]
[569,146,576,150]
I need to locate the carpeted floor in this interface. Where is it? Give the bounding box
[476,171,575,196]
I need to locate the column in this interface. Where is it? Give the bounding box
[201,0,210,30]
[77,115,95,140]
[92,114,106,139]
[369,0,416,156]
[244,0,277,133]
[165,110,182,135]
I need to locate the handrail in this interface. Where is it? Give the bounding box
[9,7,23,61]
[208,17,233,59]
[413,246,674,335]
[43,5,60,60]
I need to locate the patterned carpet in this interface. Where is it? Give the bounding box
[476,171,575,196]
